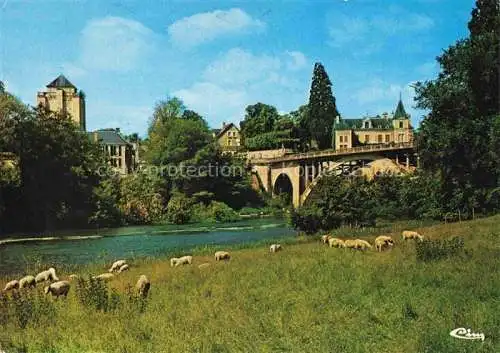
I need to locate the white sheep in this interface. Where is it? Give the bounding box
[35,267,59,283]
[402,230,424,241]
[93,273,114,281]
[269,244,282,253]
[215,251,230,261]
[354,239,372,250]
[68,274,79,281]
[321,234,331,244]
[109,260,127,273]
[118,264,130,273]
[3,280,19,292]
[170,255,193,267]
[344,239,357,249]
[328,237,345,248]
[19,275,36,289]
[136,275,150,299]
[44,280,70,298]
[375,235,395,252]
[198,263,210,269]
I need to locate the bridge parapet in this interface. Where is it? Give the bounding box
[250,142,415,164]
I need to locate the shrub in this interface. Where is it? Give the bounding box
[75,277,120,312]
[290,206,322,235]
[415,237,466,262]
[166,193,193,224]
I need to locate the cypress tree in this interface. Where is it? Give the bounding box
[307,62,340,149]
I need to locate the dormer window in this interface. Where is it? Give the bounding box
[399,121,404,129]
[363,119,371,129]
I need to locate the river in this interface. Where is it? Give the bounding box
[0,218,295,275]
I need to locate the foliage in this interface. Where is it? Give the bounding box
[144,98,212,165]
[240,103,279,139]
[306,62,340,149]
[75,277,120,312]
[88,177,122,228]
[415,237,467,262]
[166,192,193,224]
[1,290,56,330]
[118,173,168,225]
[191,201,239,223]
[414,0,500,216]
[244,129,300,151]
[289,205,323,235]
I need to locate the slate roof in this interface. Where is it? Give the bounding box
[393,99,409,119]
[46,75,76,89]
[334,117,393,130]
[215,123,239,138]
[89,129,130,145]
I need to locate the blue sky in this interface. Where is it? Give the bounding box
[0,0,475,137]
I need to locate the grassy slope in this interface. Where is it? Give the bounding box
[1,216,499,353]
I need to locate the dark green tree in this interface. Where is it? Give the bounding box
[240,102,279,139]
[306,63,340,150]
[414,0,500,215]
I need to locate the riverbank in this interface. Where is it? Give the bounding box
[1,215,498,352]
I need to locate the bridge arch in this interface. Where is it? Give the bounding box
[273,173,293,205]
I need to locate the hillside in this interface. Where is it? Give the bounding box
[1,215,499,353]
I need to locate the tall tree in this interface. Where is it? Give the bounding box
[306,63,340,150]
[414,0,500,214]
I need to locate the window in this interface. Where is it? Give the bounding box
[118,158,122,168]
[345,135,348,142]
[378,135,383,143]
[118,146,122,157]
[399,121,404,128]
[339,136,344,143]
[364,121,370,129]
[365,135,370,143]
[398,133,404,142]
[385,134,390,142]
[228,140,232,146]
[110,146,116,156]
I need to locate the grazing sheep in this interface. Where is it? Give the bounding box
[198,263,210,269]
[402,230,424,241]
[19,275,36,289]
[321,235,331,244]
[118,264,129,273]
[375,236,395,252]
[3,280,19,292]
[35,267,59,283]
[136,275,150,299]
[171,255,193,267]
[269,244,282,253]
[354,239,373,250]
[344,239,358,249]
[68,274,79,281]
[328,238,345,248]
[109,260,127,273]
[44,281,70,298]
[215,251,230,261]
[93,273,114,281]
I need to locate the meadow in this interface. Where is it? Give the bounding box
[0,215,499,353]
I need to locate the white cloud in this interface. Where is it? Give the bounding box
[80,16,155,72]
[202,48,281,85]
[286,51,308,71]
[172,48,310,127]
[167,8,265,47]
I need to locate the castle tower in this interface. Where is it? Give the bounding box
[36,75,86,130]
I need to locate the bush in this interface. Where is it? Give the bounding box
[415,237,466,262]
[290,206,322,235]
[191,201,239,223]
[1,290,56,329]
[75,277,120,312]
[166,193,193,224]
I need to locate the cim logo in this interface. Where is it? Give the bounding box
[449,327,485,341]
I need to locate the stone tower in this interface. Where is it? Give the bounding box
[36,74,86,130]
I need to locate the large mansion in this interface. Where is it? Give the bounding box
[332,98,414,150]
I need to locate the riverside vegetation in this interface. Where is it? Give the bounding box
[0,215,499,353]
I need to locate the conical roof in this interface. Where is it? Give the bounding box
[393,97,408,119]
[46,75,76,89]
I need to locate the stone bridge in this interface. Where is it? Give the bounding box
[248,142,418,208]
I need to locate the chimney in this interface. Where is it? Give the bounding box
[335,115,340,124]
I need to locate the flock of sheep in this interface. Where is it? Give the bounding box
[1,230,423,299]
[321,230,424,252]
[1,259,151,299]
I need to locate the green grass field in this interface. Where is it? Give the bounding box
[1,215,499,353]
